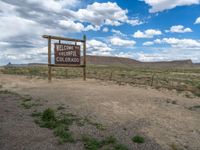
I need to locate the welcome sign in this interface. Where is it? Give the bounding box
[54,43,80,64]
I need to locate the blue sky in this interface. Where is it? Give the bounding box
[0,0,200,65]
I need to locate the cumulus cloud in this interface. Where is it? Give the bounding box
[114,52,134,58]
[166,25,192,33]
[137,48,200,63]
[66,2,143,26]
[1,1,144,64]
[142,0,200,13]
[110,37,136,47]
[59,20,100,32]
[126,19,144,26]
[26,0,80,12]
[161,38,200,48]
[102,27,109,32]
[143,41,154,46]
[59,20,84,32]
[0,15,60,41]
[111,29,126,37]
[151,38,200,49]
[194,17,200,24]
[87,39,113,56]
[133,29,162,38]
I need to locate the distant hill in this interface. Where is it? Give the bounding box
[85,55,140,66]
[84,55,194,67]
[4,55,197,68]
[142,59,193,67]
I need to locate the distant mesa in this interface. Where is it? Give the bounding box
[84,55,194,67]
[85,55,140,66]
[4,55,196,67]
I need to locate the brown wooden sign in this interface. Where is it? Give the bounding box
[54,43,80,64]
[42,35,86,81]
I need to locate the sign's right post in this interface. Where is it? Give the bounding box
[83,35,86,81]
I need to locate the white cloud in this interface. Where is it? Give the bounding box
[111,29,126,37]
[142,0,200,13]
[114,52,134,58]
[126,19,143,26]
[59,20,100,32]
[26,0,80,12]
[87,39,113,56]
[102,27,109,32]
[84,25,101,31]
[0,15,59,41]
[153,38,200,49]
[167,25,192,33]
[143,41,154,46]
[110,37,136,47]
[133,29,162,38]
[162,38,200,48]
[67,2,142,26]
[59,20,84,32]
[137,48,200,63]
[194,17,200,24]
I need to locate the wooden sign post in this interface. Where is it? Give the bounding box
[42,35,87,82]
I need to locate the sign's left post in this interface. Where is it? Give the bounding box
[48,36,52,82]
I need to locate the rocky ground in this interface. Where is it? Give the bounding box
[0,74,200,150]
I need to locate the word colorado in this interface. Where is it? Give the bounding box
[54,43,80,64]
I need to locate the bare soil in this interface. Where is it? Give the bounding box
[0,74,200,150]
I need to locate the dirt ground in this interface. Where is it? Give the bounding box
[0,74,200,150]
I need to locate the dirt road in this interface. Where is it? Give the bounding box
[0,74,200,150]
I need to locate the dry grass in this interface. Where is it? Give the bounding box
[1,65,200,97]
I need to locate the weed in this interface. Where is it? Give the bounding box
[54,124,75,143]
[31,112,42,117]
[172,101,177,105]
[169,143,181,150]
[114,144,128,150]
[101,136,117,145]
[132,135,145,144]
[188,105,200,111]
[82,135,101,150]
[21,101,39,109]
[42,108,56,121]
[192,105,200,109]
[0,90,17,95]
[59,116,75,127]
[57,106,65,110]
[32,108,79,144]
[84,117,106,130]
[194,93,200,97]
[22,97,32,102]
[82,135,127,150]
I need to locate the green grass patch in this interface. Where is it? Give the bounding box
[194,93,200,97]
[32,108,79,144]
[57,106,65,110]
[101,136,117,145]
[132,135,145,144]
[82,135,102,150]
[82,135,128,150]
[31,111,42,117]
[0,90,19,95]
[54,124,75,144]
[188,105,200,111]
[42,108,56,121]
[84,117,106,130]
[21,101,39,109]
[114,143,129,150]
